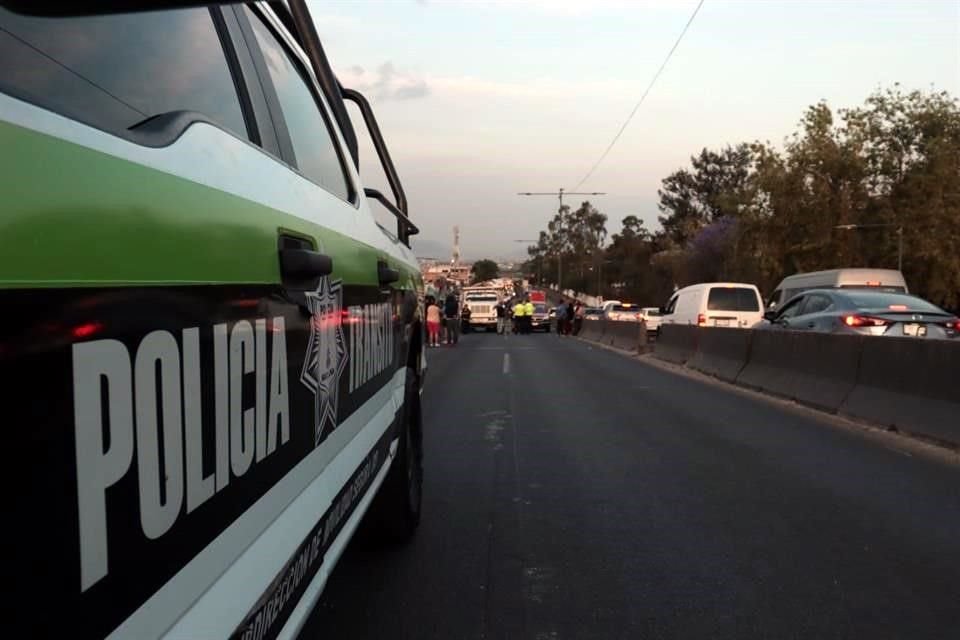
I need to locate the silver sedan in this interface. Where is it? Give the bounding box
[759,289,959,339]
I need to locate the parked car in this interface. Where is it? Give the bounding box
[530,302,551,332]
[760,289,959,339]
[639,307,662,332]
[583,307,604,320]
[767,268,908,310]
[661,283,764,329]
[600,300,622,313]
[606,303,643,322]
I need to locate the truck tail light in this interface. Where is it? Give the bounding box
[697,313,707,326]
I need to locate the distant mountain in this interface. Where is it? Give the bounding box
[412,237,530,263]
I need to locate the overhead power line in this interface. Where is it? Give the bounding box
[572,0,705,191]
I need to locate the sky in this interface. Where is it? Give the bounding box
[311,0,960,261]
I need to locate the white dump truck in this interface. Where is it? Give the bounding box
[463,287,502,332]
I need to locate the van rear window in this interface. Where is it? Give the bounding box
[707,287,760,311]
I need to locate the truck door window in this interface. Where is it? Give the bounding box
[0,7,250,142]
[244,8,350,202]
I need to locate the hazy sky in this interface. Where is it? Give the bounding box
[312,0,959,260]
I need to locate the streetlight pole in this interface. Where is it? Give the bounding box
[834,223,904,272]
[518,188,606,291]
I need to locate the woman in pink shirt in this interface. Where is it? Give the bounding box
[426,298,442,347]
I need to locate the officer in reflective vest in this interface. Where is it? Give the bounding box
[523,298,534,334]
[512,299,524,335]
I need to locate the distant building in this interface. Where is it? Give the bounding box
[422,262,472,291]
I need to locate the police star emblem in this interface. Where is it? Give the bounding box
[300,276,348,446]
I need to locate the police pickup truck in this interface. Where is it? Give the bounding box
[1,2,425,638]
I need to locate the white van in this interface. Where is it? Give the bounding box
[661,283,764,329]
[767,268,908,309]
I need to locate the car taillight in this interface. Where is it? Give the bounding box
[697,313,707,326]
[842,314,888,327]
[942,320,960,331]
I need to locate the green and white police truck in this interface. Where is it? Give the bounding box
[0,2,425,638]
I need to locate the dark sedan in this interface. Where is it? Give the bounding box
[759,289,959,339]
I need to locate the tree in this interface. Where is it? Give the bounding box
[526,86,959,308]
[470,259,500,284]
[657,144,754,245]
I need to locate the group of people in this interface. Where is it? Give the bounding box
[554,298,585,336]
[424,292,585,345]
[424,292,466,347]
[496,297,535,334]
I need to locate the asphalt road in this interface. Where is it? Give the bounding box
[300,330,960,640]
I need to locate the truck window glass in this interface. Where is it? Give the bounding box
[0,7,249,141]
[244,8,350,202]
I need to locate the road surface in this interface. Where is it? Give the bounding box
[301,331,960,640]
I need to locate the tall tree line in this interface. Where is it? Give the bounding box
[522,87,960,310]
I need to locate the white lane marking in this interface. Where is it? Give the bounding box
[503,352,511,375]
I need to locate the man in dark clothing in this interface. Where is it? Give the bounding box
[443,293,460,345]
[495,301,507,334]
[555,299,567,335]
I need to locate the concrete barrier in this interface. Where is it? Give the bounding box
[605,320,646,351]
[735,331,863,412]
[687,328,753,382]
[841,337,960,443]
[579,319,606,342]
[585,318,959,447]
[653,324,699,364]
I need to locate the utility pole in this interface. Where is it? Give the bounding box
[834,223,904,272]
[517,188,606,291]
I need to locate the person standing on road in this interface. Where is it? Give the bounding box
[426,297,442,347]
[461,303,472,334]
[573,300,585,335]
[444,292,460,346]
[557,298,570,336]
[523,297,534,334]
[512,298,524,334]
[495,300,507,335]
[564,300,576,335]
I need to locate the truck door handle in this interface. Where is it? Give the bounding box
[378,261,399,285]
[279,248,333,280]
